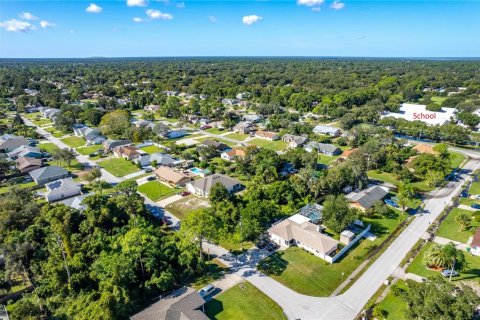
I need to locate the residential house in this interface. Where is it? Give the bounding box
[103,139,131,152]
[469,227,480,256]
[233,121,255,134]
[254,130,280,141]
[166,129,189,139]
[0,134,30,153]
[282,134,309,148]
[29,166,69,186]
[340,230,355,245]
[113,146,140,160]
[267,214,339,261]
[15,157,43,173]
[132,120,152,128]
[72,124,88,136]
[200,140,230,152]
[312,125,341,137]
[84,128,106,145]
[144,104,160,112]
[222,98,240,106]
[221,148,246,161]
[7,145,42,159]
[304,142,341,156]
[58,193,92,211]
[243,114,262,123]
[41,108,61,120]
[346,185,389,211]
[44,178,82,202]
[340,148,358,160]
[135,153,177,167]
[131,287,208,320]
[186,174,242,197]
[155,166,192,187]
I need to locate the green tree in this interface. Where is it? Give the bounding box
[99,109,131,137]
[455,212,470,231]
[322,194,357,233]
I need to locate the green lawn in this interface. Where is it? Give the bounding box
[165,195,211,220]
[450,151,466,169]
[31,118,53,126]
[205,127,227,135]
[406,242,480,284]
[367,170,434,193]
[38,142,60,154]
[205,282,287,320]
[0,181,37,194]
[224,132,249,141]
[375,280,409,319]
[196,136,236,147]
[470,182,480,195]
[137,181,179,201]
[317,154,340,166]
[249,138,287,151]
[436,208,479,243]
[77,144,102,155]
[258,214,404,296]
[190,258,229,290]
[140,145,165,154]
[61,136,85,148]
[99,157,140,177]
[431,96,447,105]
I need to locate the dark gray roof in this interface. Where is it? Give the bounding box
[283,134,309,145]
[29,166,68,181]
[45,178,81,198]
[306,142,340,154]
[346,185,389,209]
[200,140,229,151]
[103,139,131,149]
[189,174,241,193]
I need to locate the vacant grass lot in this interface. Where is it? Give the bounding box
[38,142,60,154]
[436,208,479,243]
[140,145,165,154]
[450,151,466,169]
[77,145,102,155]
[99,158,139,177]
[470,182,480,195]
[205,282,287,320]
[137,181,179,201]
[406,242,480,284]
[61,136,85,148]
[224,132,249,141]
[375,280,409,319]
[258,213,405,296]
[249,138,287,151]
[317,154,340,166]
[205,127,227,135]
[165,195,210,220]
[195,136,236,147]
[367,170,434,193]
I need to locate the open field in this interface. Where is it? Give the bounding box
[224,132,249,141]
[205,127,227,135]
[61,136,85,148]
[137,181,179,201]
[165,195,210,220]
[436,207,479,243]
[77,145,102,155]
[99,157,139,177]
[249,138,287,151]
[140,145,165,154]
[374,280,409,319]
[195,136,236,147]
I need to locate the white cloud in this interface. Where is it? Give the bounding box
[19,12,38,20]
[0,19,36,32]
[242,15,262,26]
[330,0,345,10]
[86,3,103,13]
[146,9,173,20]
[127,0,147,7]
[297,0,324,7]
[40,20,56,28]
[133,17,144,23]
[208,16,217,23]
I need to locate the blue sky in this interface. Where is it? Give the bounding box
[0,0,479,58]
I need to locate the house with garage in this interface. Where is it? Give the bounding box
[267,214,339,261]
[312,125,341,137]
[186,174,242,197]
[41,108,61,119]
[243,114,262,123]
[200,140,230,153]
[29,166,69,186]
[135,153,177,167]
[304,142,341,156]
[346,185,389,212]
[221,148,246,162]
[282,134,309,148]
[113,146,140,160]
[254,130,280,141]
[58,193,92,211]
[84,128,106,145]
[44,178,82,202]
[155,166,193,187]
[233,121,255,134]
[469,227,480,256]
[0,134,30,153]
[103,139,131,152]
[7,145,42,160]
[166,129,189,139]
[15,157,43,173]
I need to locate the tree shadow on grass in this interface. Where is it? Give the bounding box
[256,252,288,276]
[205,299,224,320]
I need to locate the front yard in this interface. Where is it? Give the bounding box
[61,136,85,148]
[137,181,179,201]
[38,142,60,154]
[76,144,102,155]
[224,132,249,141]
[436,208,479,243]
[205,282,287,320]
[195,136,236,147]
[374,280,409,319]
[99,157,140,177]
[165,195,210,220]
[140,145,165,154]
[249,138,287,151]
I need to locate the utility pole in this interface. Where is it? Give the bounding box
[449,257,456,282]
[57,236,71,289]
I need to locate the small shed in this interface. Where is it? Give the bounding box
[340,230,355,245]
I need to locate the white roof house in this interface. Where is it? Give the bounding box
[313,125,341,136]
[381,103,457,126]
[44,178,82,202]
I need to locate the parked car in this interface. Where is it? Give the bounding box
[256,240,268,249]
[472,204,480,209]
[147,176,156,181]
[461,190,469,198]
[89,153,97,157]
[198,284,215,298]
[474,195,480,200]
[266,242,279,252]
[180,191,190,197]
[144,168,153,173]
[440,269,459,277]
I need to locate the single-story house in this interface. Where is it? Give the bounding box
[84,128,106,145]
[221,148,246,161]
[135,153,176,167]
[15,157,43,173]
[155,166,192,187]
[340,148,358,160]
[254,130,280,141]
[41,108,61,119]
[144,104,160,112]
[200,140,230,152]
[243,114,262,123]
[131,287,208,320]
[113,146,140,160]
[132,120,152,128]
[282,134,309,148]
[103,139,131,152]
[166,129,189,139]
[0,134,30,153]
[44,178,82,202]
[186,174,242,197]
[312,125,341,137]
[7,145,42,160]
[72,124,88,136]
[268,214,339,260]
[346,185,389,211]
[469,227,480,256]
[29,166,69,186]
[233,121,255,134]
[304,142,341,156]
[58,193,92,211]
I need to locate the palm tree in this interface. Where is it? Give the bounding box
[397,182,415,213]
[423,243,449,269]
[456,213,471,231]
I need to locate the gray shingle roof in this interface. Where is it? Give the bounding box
[346,185,389,209]
[189,174,241,194]
[29,166,68,181]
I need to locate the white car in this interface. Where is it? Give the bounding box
[198,284,215,298]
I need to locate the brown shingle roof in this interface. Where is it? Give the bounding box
[225,148,246,158]
[412,143,438,155]
[16,157,42,171]
[155,166,191,184]
[472,228,480,247]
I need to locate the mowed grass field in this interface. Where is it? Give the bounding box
[249,138,287,151]
[137,181,179,201]
[436,208,479,243]
[99,158,139,177]
[61,136,85,148]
